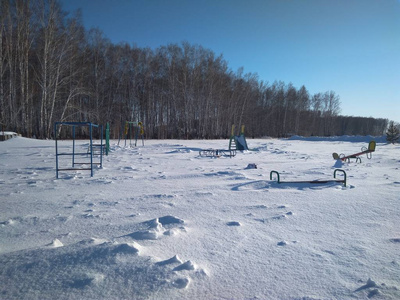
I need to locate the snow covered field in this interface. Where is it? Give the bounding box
[0,136,399,300]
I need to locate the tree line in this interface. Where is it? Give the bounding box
[0,0,389,140]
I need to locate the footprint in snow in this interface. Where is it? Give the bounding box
[69,272,105,288]
[173,260,196,271]
[227,221,241,226]
[78,238,109,245]
[0,219,16,226]
[158,215,184,226]
[125,216,185,240]
[85,241,142,258]
[277,240,297,246]
[111,242,141,255]
[127,230,159,240]
[82,213,100,219]
[256,210,294,223]
[247,204,268,209]
[156,255,182,266]
[164,228,184,236]
[272,214,287,220]
[146,218,163,230]
[354,278,377,292]
[171,277,190,289]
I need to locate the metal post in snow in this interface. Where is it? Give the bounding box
[89,123,93,176]
[55,123,59,179]
[72,125,76,167]
[100,124,103,168]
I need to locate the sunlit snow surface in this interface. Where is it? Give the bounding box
[0,136,399,299]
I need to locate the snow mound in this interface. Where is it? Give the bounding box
[156,255,182,266]
[47,238,64,248]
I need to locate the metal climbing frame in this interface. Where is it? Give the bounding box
[118,121,144,147]
[55,122,103,178]
[199,149,236,157]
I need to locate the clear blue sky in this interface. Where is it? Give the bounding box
[60,0,400,123]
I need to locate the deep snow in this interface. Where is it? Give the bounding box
[0,135,399,299]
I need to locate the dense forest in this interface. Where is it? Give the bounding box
[0,0,389,139]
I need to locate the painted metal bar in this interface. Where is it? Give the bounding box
[270,170,280,183]
[89,123,93,177]
[72,125,76,167]
[100,124,103,168]
[106,123,110,155]
[334,169,347,187]
[55,122,59,179]
[58,168,92,171]
[57,152,88,156]
[269,170,347,186]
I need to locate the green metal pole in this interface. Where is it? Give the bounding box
[270,170,280,183]
[106,123,110,155]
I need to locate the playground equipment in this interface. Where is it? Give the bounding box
[105,122,110,155]
[0,123,18,141]
[88,122,110,156]
[332,141,376,163]
[199,149,236,158]
[270,169,347,187]
[118,121,144,147]
[54,122,104,178]
[198,124,248,158]
[229,125,249,151]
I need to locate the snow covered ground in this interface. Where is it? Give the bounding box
[0,135,399,299]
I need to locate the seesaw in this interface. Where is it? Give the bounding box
[270,169,347,187]
[332,141,376,163]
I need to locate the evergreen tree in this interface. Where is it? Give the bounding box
[386,121,400,144]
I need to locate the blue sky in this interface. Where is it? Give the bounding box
[60,0,400,123]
